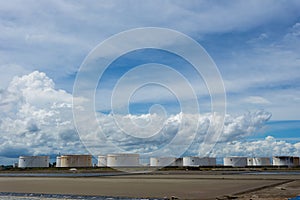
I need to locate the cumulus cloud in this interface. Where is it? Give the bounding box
[0,71,86,161]
[0,71,296,164]
[218,110,272,142]
[211,136,300,158]
[75,109,272,158]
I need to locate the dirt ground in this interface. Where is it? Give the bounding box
[0,171,299,199]
[235,180,300,200]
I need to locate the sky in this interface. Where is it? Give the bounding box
[0,0,300,165]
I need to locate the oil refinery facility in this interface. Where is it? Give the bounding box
[15,154,300,168]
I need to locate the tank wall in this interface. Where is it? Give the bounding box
[273,157,291,166]
[60,155,92,167]
[200,157,217,166]
[150,157,176,166]
[224,157,247,167]
[247,158,254,166]
[272,156,299,166]
[208,157,217,166]
[97,156,107,167]
[183,157,216,166]
[174,158,183,166]
[107,154,139,167]
[254,157,271,166]
[18,156,49,168]
[293,157,300,166]
[248,157,271,166]
[183,157,197,166]
[273,157,287,166]
[56,156,61,167]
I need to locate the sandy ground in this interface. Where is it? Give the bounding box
[236,180,300,200]
[0,172,300,199]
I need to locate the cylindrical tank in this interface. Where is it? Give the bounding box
[60,155,92,167]
[18,156,49,168]
[174,158,183,166]
[293,157,300,166]
[97,155,107,167]
[247,158,253,166]
[183,157,199,166]
[56,156,61,167]
[272,156,298,166]
[224,157,247,167]
[183,157,216,166]
[248,157,271,166]
[106,154,139,167]
[150,157,177,167]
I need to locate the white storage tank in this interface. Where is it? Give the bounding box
[247,158,253,166]
[174,158,183,166]
[293,157,300,166]
[150,157,177,167]
[224,157,247,167]
[97,155,107,167]
[272,156,299,166]
[60,155,92,167]
[247,157,271,166]
[56,156,61,167]
[106,154,139,167]
[183,157,216,166]
[18,156,49,168]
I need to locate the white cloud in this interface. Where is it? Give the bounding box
[75,99,272,157]
[211,136,300,158]
[220,110,271,142]
[243,96,271,105]
[0,71,86,161]
[0,71,276,163]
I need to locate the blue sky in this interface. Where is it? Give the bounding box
[0,0,299,119]
[0,0,300,164]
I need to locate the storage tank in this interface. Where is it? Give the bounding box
[174,158,183,166]
[223,157,247,167]
[18,156,49,168]
[97,155,107,167]
[247,158,253,166]
[183,157,216,166]
[150,157,177,167]
[60,155,92,167]
[106,154,139,167]
[247,157,271,166]
[293,157,300,166]
[56,156,61,167]
[272,156,299,166]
